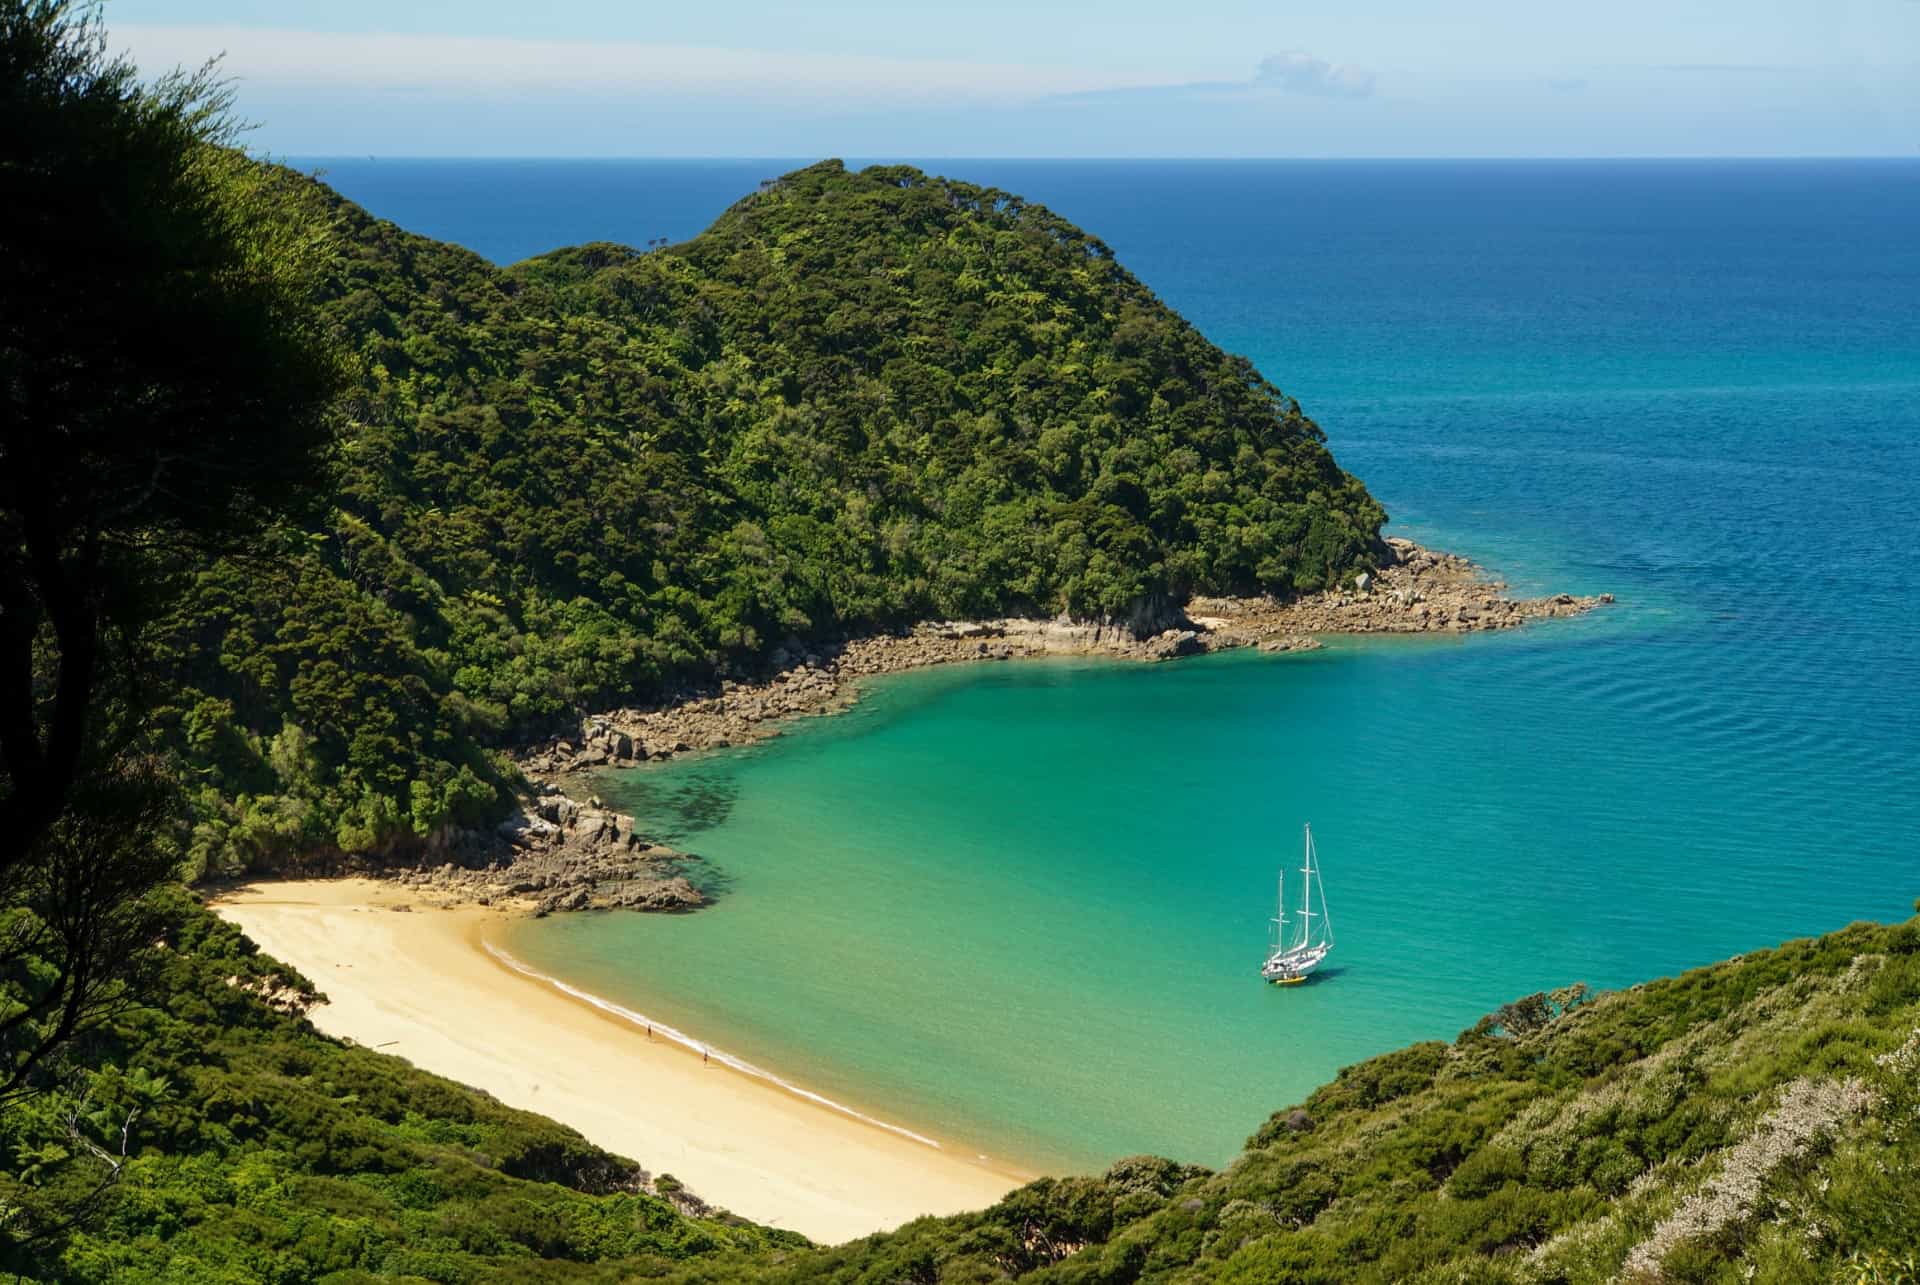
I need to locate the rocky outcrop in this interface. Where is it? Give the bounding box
[1142,629,1205,660]
[518,618,1229,778]
[224,972,320,1017]
[1189,538,1613,643]
[1257,636,1323,654]
[523,717,649,774]
[387,791,708,915]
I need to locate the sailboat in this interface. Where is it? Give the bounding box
[1262,823,1334,985]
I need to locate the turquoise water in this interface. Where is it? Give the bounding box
[320,160,1920,1173]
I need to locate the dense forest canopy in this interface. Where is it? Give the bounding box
[155,160,1386,875]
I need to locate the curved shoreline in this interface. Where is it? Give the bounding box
[213,878,1027,1243]
[480,940,948,1151]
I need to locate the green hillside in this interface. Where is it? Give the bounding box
[154,161,1385,877]
[9,896,1916,1281]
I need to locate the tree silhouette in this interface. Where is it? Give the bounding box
[0,0,344,1100]
[0,0,344,866]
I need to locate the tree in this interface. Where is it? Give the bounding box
[0,0,345,1100]
[0,0,345,865]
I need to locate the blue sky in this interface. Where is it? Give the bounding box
[108,1,1920,157]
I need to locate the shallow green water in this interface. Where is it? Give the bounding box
[503,605,1911,1172]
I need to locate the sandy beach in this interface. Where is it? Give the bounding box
[213,879,1025,1244]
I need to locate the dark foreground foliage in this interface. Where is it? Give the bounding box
[149,160,1386,876]
[1,0,348,1123]
[0,890,805,1281]
[5,896,1916,1281]
[1,0,343,865]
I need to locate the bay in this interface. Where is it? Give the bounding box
[309,157,1920,1172]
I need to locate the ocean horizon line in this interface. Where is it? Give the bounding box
[281,153,1920,164]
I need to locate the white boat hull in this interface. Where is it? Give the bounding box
[1262,944,1330,984]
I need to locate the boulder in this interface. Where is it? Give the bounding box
[495,813,558,848]
[1144,629,1203,660]
[537,886,594,914]
[1258,636,1322,654]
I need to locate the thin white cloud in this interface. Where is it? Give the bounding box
[112,25,1167,106]
[1051,51,1378,105]
[1253,50,1375,99]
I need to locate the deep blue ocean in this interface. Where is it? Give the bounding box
[303,158,1920,1171]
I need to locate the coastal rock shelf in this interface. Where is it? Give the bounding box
[298,534,1613,924]
[1190,537,1613,642]
[522,538,1610,778]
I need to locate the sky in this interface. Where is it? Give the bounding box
[107,1,1920,157]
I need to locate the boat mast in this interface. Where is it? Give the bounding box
[1294,823,1317,952]
[1272,862,1287,952]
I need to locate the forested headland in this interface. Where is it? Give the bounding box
[154,158,1385,879]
